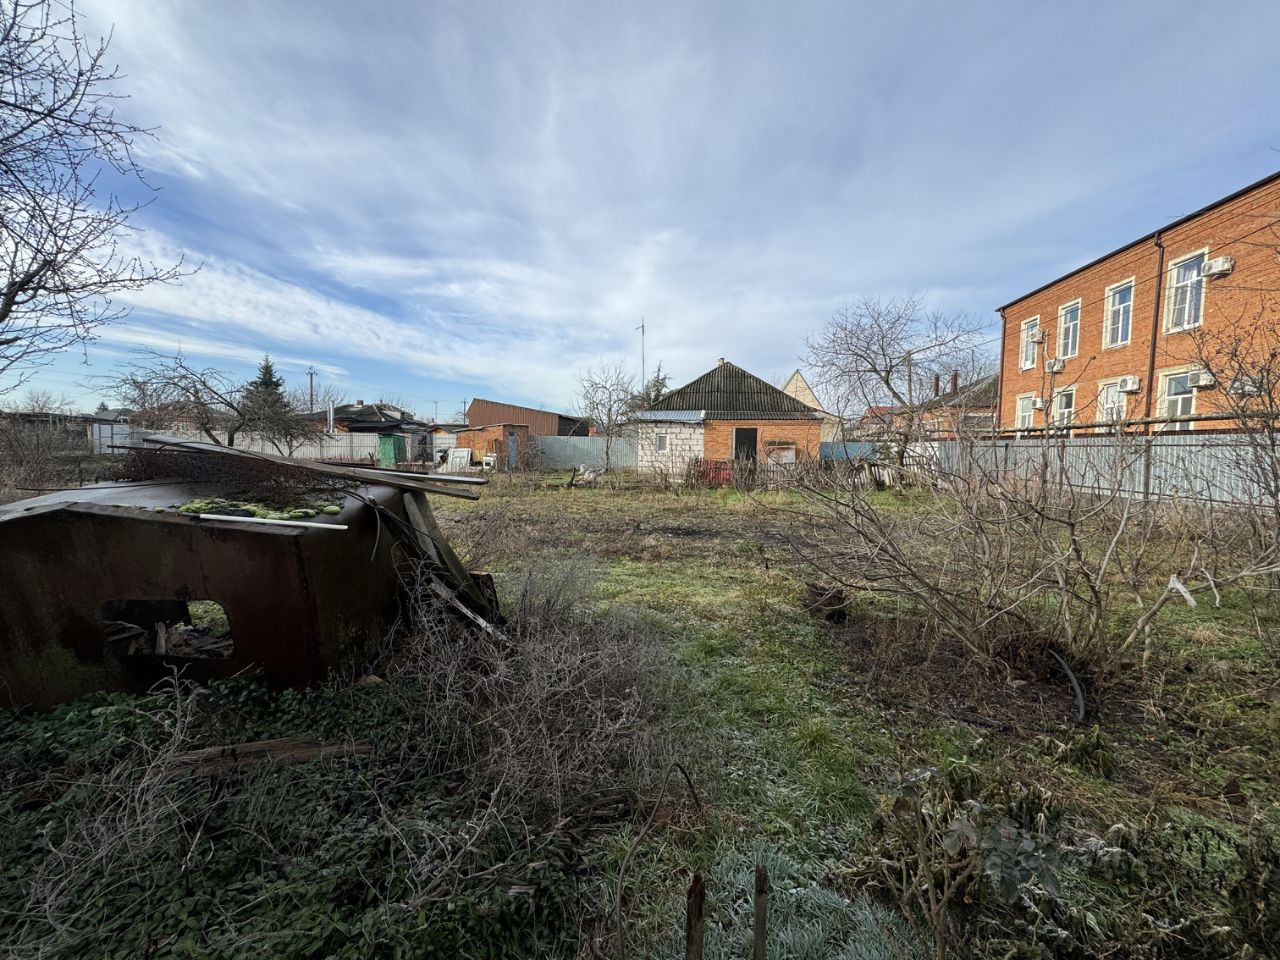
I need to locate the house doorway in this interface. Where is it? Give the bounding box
[732,427,758,461]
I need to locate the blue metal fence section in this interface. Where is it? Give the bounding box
[819,441,876,461]
[933,433,1280,505]
[532,435,638,470]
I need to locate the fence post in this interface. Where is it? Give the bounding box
[1141,434,1152,500]
[684,872,705,960]
[752,864,768,960]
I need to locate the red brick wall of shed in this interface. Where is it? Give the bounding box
[703,419,822,460]
[998,176,1280,431]
[453,424,532,469]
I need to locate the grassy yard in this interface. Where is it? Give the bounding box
[2,474,1276,958]
[436,475,1280,958]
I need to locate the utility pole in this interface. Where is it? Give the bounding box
[429,400,439,422]
[636,317,646,386]
[306,365,317,411]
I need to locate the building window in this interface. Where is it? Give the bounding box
[655,432,668,453]
[1020,317,1039,370]
[1166,252,1206,332]
[1052,387,1075,427]
[1015,394,1036,430]
[1104,280,1133,347]
[1098,381,1126,429]
[1161,371,1195,430]
[1057,300,1080,359]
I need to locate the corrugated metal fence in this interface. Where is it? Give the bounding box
[933,433,1280,505]
[532,435,638,469]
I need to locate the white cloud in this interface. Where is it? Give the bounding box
[41,0,1280,411]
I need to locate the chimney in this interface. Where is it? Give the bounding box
[933,374,940,398]
[950,370,959,395]
[718,357,725,366]
[356,399,364,406]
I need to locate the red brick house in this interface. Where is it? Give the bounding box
[997,170,1280,433]
[634,359,823,475]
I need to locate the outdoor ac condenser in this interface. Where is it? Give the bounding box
[1117,375,1141,393]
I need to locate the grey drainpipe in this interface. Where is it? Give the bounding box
[1141,232,1166,498]
[1143,232,1166,427]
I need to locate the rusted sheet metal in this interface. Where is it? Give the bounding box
[0,478,486,710]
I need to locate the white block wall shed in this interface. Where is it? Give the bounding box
[633,413,704,475]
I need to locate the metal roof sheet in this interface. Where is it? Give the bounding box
[631,409,705,422]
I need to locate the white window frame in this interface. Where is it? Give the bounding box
[1015,393,1036,431]
[1103,278,1134,348]
[1096,379,1127,432]
[1051,386,1076,428]
[1056,299,1081,360]
[1158,367,1197,431]
[1019,317,1040,371]
[655,432,669,453]
[1164,249,1208,334]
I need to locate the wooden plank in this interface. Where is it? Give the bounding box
[752,864,768,960]
[684,872,705,960]
[138,435,479,499]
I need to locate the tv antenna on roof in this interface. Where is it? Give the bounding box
[636,317,646,385]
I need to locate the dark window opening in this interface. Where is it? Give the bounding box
[733,427,758,461]
[102,598,234,659]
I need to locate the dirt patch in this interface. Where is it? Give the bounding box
[836,615,1087,734]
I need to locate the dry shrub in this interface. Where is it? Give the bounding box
[781,445,1280,678]
[2,560,672,958]
[384,554,671,824]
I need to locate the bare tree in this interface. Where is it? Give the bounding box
[16,386,73,415]
[1,0,187,393]
[804,296,988,468]
[99,351,314,452]
[576,360,635,471]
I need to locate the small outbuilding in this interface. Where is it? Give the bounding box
[634,359,823,478]
[452,423,533,470]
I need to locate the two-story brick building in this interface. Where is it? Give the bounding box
[997,170,1280,433]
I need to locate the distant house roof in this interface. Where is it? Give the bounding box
[302,402,429,431]
[648,361,822,421]
[894,374,999,415]
[466,398,587,436]
[780,370,836,418]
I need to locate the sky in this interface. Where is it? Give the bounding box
[11,0,1280,419]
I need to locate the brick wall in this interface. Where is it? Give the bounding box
[636,422,703,475]
[453,423,532,469]
[998,175,1280,431]
[703,419,822,461]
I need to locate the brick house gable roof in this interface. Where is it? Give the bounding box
[649,361,821,420]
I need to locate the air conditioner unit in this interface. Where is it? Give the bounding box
[1031,397,1046,410]
[1029,331,1046,344]
[1187,369,1216,389]
[1117,375,1141,393]
[1228,375,1262,396]
[1203,255,1235,277]
[1046,358,1066,373]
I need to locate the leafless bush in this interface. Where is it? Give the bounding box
[0,418,86,497]
[387,558,668,814]
[780,428,1280,678]
[4,681,209,958]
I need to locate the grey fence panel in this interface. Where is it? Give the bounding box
[124,429,385,461]
[532,435,637,470]
[933,433,1280,505]
[819,441,876,460]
